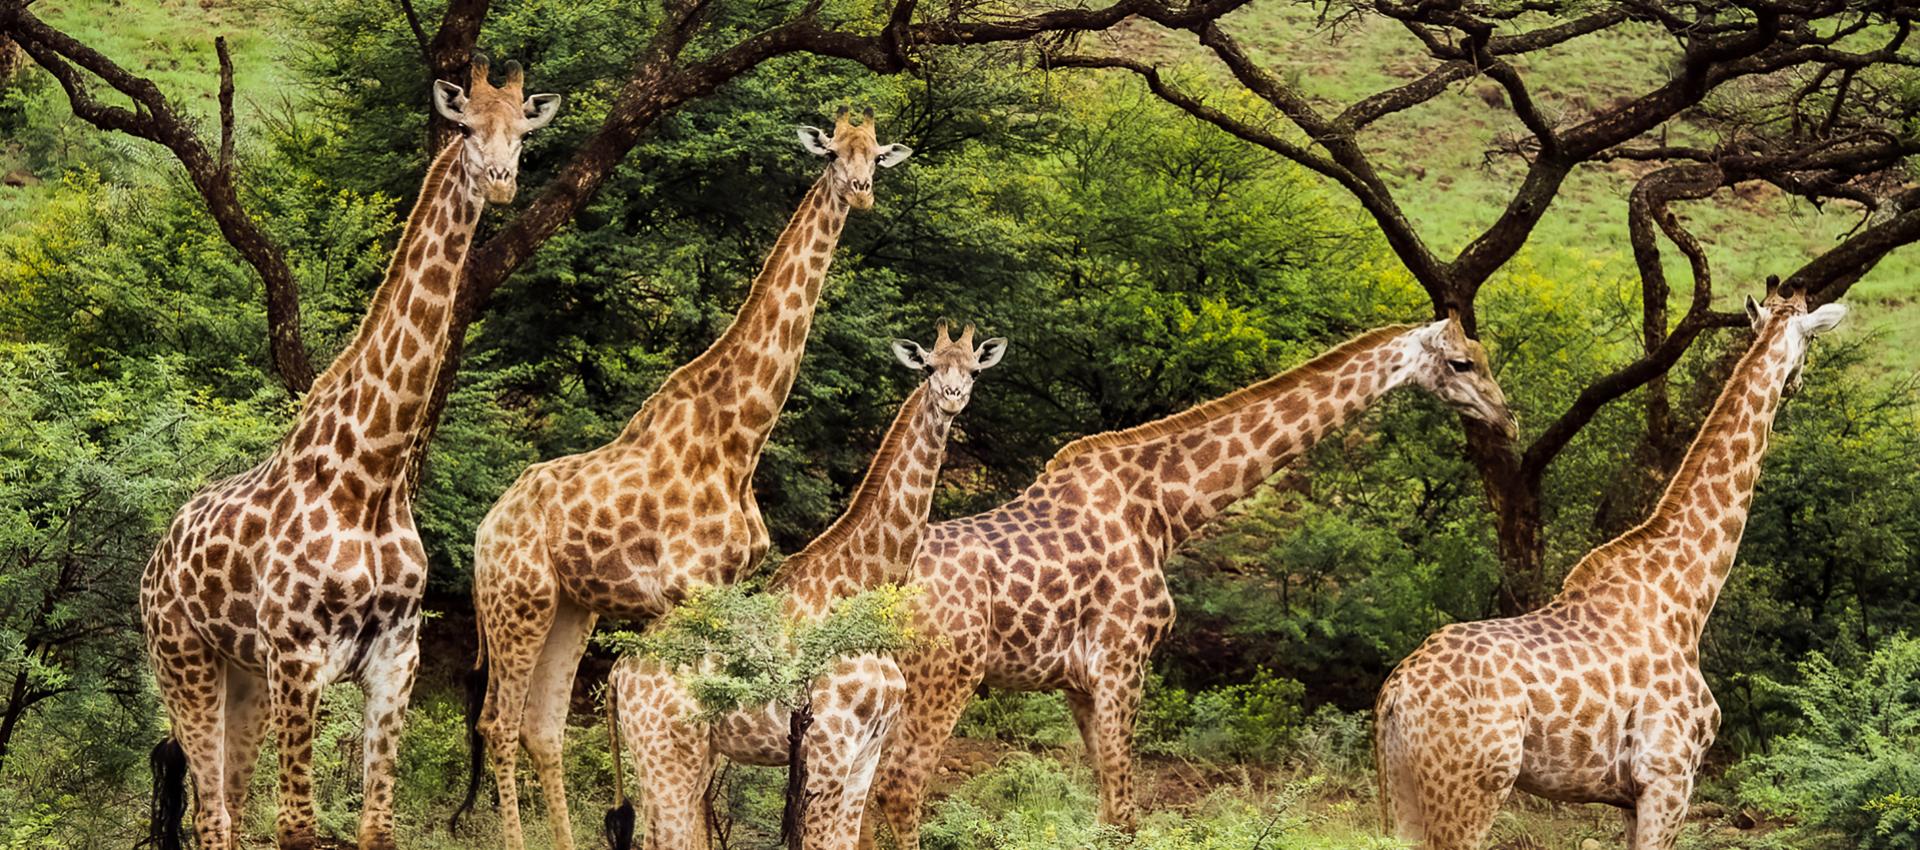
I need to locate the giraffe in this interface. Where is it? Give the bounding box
[863,318,1521,848]
[609,322,1006,850]
[137,55,561,850]
[456,108,912,850]
[1373,287,1847,850]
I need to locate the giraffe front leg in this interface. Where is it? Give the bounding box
[269,659,325,850]
[614,660,712,850]
[1067,669,1145,833]
[356,623,422,850]
[1628,774,1694,850]
[803,657,906,850]
[866,661,979,850]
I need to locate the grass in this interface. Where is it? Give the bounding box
[0,0,295,223]
[1110,2,1920,373]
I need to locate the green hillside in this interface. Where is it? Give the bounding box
[1118,3,1920,370]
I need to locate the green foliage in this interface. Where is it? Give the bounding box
[1734,634,1920,849]
[919,758,1399,850]
[0,343,280,843]
[599,584,919,720]
[957,690,1080,749]
[1140,669,1308,764]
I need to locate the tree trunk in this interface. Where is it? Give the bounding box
[0,669,33,775]
[1460,417,1548,617]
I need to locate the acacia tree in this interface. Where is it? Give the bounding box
[0,0,1251,391]
[1056,0,1920,612]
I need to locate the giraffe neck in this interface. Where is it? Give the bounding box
[283,140,482,490]
[770,385,950,617]
[1561,320,1796,642]
[634,171,850,442]
[1048,326,1419,548]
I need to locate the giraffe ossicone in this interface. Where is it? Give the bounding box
[863,319,1516,849]
[1375,286,1846,850]
[459,112,913,850]
[139,54,560,850]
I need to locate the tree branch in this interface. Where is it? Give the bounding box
[2,4,316,393]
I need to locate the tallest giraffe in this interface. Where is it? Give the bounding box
[139,56,561,850]
[459,108,912,850]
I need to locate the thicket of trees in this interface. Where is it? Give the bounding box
[0,0,1916,846]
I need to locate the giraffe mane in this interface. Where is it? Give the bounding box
[1567,314,1789,578]
[621,173,836,436]
[306,140,464,398]
[768,383,930,589]
[1041,324,1416,474]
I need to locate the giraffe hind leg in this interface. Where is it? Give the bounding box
[522,600,597,850]
[221,667,272,831]
[148,621,235,850]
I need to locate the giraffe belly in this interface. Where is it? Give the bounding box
[714,702,793,766]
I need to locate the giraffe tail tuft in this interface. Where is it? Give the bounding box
[603,801,635,850]
[449,650,490,832]
[140,737,188,850]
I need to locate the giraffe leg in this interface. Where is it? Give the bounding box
[522,600,596,850]
[1067,670,1144,832]
[616,662,711,850]
[1628,774,1694,849]
[804,657,906,850]
[1397,733,1518,850]
[268,659,325,850]
[1374,731,1429,846]
[477,581,558,850]
[151,628,234,850]
[356,622,422,850]
[867,662,980,850]
[222,667,271,831]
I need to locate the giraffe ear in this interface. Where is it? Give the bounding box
[974,338,1008,370]
[433,80,468,123]
[891,339,931,371]
[875,143,913,168]
[797,126,834,157]
[524,93,562,130]
[1798,303,1847,336]
[1745,295,1765,328]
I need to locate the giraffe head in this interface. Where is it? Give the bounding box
[432,53,562,205]
[891,321,1008,416]
[1399,317,1518,439]
[796,107,913,211]
[1745,283,1847,394]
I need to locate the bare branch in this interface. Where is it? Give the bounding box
[2,4,316,392]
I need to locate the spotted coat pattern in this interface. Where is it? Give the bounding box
[468,114,910,850]
[141,116,486,850]
[610,325,1002,850]
[1374,291,1844,850]
[864,322,1518,848]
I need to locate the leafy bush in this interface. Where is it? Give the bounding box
[1140,669,1307,764]
[599,583,920,719]
[957,690,1080,749]
[1734,634,1920,849]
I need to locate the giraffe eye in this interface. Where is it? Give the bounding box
[1447,359,1473,373]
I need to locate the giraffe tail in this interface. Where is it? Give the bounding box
[140,737,188,850]
[450,621,490,832]
[603,685,635,850]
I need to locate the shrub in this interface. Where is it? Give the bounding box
[1734,634,1920,850]
[1184,669,1306,763]
[956,690,1081,749]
